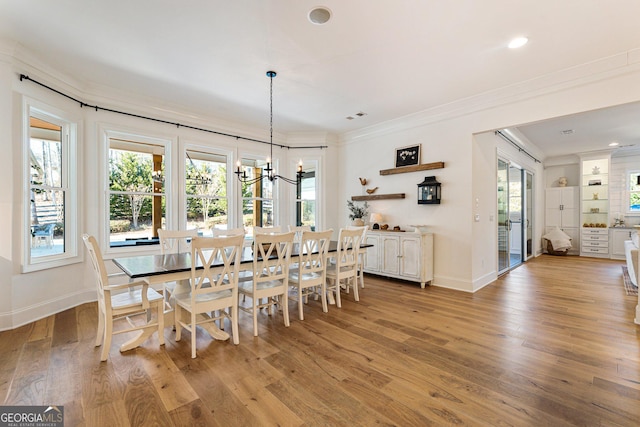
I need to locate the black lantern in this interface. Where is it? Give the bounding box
[417,176,441,204]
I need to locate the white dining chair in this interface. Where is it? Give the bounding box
[288,229,332,319]
[288,225,312,244]
[346,225,368,289]
[253,225,283,236]
[83,234,165,361]
[325,228,363,307]
[174,235,244,358]
[157,229,199,304]
[211,227,246,237]
[238,231,294,336]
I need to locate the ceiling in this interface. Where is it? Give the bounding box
[509,101,640,159]
[2,1,640,158]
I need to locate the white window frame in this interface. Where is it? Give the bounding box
[237,154,278,232]
[294,159,319,229]
[626,169,640,216]
[22,99,80,273]
[103,128,173,254]
[183,144,233,235]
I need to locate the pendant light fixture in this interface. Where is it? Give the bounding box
[235,71,302,185]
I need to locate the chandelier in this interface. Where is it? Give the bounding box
[235,71,302,186]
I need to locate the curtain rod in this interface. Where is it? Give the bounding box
[19,74,327,150]
[494,130,541,163]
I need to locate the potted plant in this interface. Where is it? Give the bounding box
[347,200,369,226]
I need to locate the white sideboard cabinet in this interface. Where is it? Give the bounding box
[363,230,434,288]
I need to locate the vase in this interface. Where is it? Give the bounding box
[352,218,364,226]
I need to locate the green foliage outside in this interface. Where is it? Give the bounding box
[186,160,229,229]
[109,151,155,229]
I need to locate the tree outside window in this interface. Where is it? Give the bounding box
[108,138,166,246]
[239,159,274,234]
[186,150,228,234]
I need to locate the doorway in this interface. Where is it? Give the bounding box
[498,158,534,275]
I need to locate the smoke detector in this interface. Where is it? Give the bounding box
[308,7,332,25]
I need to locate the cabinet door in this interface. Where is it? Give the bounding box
[545,188,563,228]
[546,187,579,228]
[561,188,579,228]
[561,187,577,210]
[363,234,380,272]
[399,236,421,279]
[611,229,632,257]
[380,235,400,275]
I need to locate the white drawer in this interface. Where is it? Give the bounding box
[581,246,609,254]
[582,234,609,242]
[582,228,608,235]
[582,240,608,248]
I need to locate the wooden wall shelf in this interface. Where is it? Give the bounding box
[380,161,445,176]
[351,193,406,201]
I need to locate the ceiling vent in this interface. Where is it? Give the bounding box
[560,129,575,135]
[308,7,332,25]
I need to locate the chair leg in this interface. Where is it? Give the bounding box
[95,311,105,347]
[100,319,113,362]
[175,305,182,342]
[351,275,360,302]
[156,302,165,346]
[191,311,197,359]
[298,287,304,320]
[231,304,239,345]
[253,298,259,337]
[282,292,290,327]
[320,282,328,313]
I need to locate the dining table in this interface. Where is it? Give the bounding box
[112,240,371,340]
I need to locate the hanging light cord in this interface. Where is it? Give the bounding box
[19,73,327,150]
[235,71,302,185]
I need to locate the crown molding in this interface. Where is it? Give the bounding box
[341,49,640,143]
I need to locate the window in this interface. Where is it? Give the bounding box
[185,150,229,235]
[296,162,317,229]
[239,158,274,234]
[629,171,640,213]
[24,103,79,272]
[108,136,168,247]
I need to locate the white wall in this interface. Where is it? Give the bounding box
[340,52,640,292]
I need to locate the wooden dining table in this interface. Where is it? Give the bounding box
[112,240,370,340]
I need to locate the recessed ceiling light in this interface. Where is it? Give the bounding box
[508,37,528,49]
[308,7,332,25]
[609,142,619,147]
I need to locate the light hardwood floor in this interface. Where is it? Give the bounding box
[1,255,639,426]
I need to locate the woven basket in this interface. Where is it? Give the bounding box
[546,239,569,256]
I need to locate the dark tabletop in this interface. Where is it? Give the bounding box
[113,240,370,279]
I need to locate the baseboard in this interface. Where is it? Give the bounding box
[431,275,475,293]
[0,289,96,331]
[471,271,497,292]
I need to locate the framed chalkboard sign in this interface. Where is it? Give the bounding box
[395,144,421,167]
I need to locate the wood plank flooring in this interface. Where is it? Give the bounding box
[1,255,639,426]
